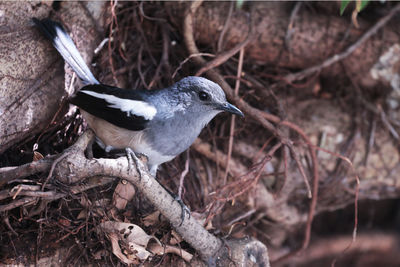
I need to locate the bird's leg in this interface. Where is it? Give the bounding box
[128,156,190,223]
[102,147,146,179]
[102,147,189,223]
[124,148,146,179]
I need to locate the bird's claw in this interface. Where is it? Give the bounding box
[125,148,144,179]
[173,196,191,226]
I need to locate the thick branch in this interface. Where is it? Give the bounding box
[0,155,57,187]
[47,130,222,261]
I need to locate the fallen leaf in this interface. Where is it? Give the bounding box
[99,221,159,262]
[112,180,136,211]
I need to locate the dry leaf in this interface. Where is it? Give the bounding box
[109,232,137,265]
[58,218,71,227]
[112,180,136,211]
[33,151,44,161]
[99,221,159,262]
[99,221,193,263]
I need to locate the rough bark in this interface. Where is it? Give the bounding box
[0,1,106,153]
[167,2,400,90]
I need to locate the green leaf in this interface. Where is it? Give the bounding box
[340,0,351,15]
[359,0,370,12]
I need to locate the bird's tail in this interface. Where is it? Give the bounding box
[32,18,99,85]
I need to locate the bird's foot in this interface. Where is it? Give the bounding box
[125,148,145,179]
[173,196,191,226]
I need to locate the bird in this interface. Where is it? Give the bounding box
[32,18,244,176]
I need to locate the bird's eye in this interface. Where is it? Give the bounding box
[198,91,210,101]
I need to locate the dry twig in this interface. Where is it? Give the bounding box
[223,47,245,185]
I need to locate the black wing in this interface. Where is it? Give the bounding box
[70,84,155,131]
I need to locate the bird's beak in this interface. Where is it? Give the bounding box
[219,102,244,117]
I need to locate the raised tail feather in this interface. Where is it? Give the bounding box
[32,18,99,85]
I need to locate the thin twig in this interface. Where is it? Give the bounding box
[331,178,359,267]
[178,151,190,200]
[4,216,18,236]
[149,24,170,88]
[217,2,234,52]
[193,139,246,177]
[195,17,253,77]
[172,53,215,79]
[108,0,119,85]
[285,2,302,53]
[223,48,245,185]
[379,105,400,140]
[42,153,69,191]
[94,38,109,54]
[364,116,376,166]
[274,145,290,197]
[132,10,157,65]
[289,144,312,198]
[216,142,282,202]
[252,137,274,163]
[33,71,76,150]
[139,2,167,22]
[137,44,150,89]
[226,209,256,228]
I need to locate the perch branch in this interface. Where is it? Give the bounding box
[13,130,222,261]
[1,130,224,261]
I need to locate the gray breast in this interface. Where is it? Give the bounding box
[145,111,204,156]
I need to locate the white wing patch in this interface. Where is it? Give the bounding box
[81,90,157,120]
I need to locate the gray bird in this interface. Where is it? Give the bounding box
[33,18,243,176]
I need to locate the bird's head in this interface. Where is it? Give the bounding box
[173,76,244,118]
